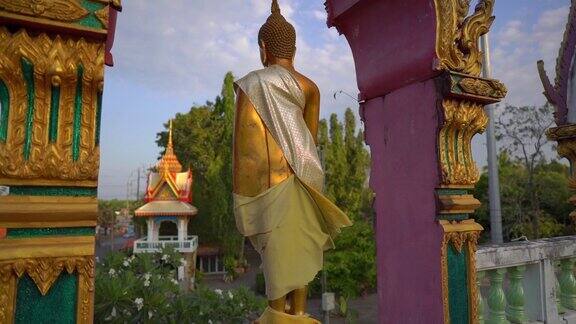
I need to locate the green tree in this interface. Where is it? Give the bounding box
[323,109,371,221]
[314,109,375,299]
[474,153,572,241]
[495,103,555,238]
[156,72,241,258]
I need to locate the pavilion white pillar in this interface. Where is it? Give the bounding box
[146,218,155,241]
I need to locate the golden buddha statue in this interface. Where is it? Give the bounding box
[233,0,352,322]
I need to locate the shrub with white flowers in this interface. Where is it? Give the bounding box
[94,246,265,323]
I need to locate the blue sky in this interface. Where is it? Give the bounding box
[98,0,570,199]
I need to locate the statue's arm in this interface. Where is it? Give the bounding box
[303,83,320,144]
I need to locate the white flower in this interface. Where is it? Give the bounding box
[108,269,116,277]
[122,260,129,267]
[95,256,100,263]
[208,320,212,324]
[239,302,244,308]
[144,280,150,287]
[109,307,117,318]
[143,273,151,280]
[171,279,179,285]
[134,297,144,311]
[228,291,234,299]
[161,254,168,261]
[148,311,153,319]
[214,289,223,296]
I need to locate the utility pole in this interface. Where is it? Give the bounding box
[136,167,141,201]
[481,33,503,244]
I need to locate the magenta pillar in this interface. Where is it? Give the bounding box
[326,0,507,323]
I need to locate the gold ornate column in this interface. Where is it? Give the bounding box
[434,1,507,322]
[0,1,120,323]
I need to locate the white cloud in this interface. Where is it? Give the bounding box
[491,5,569,107]
[109,0,357,116]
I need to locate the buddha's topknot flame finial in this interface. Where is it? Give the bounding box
[271,0,280,15]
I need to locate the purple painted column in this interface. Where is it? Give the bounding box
[364,80,444,322]
[326,0,507,322]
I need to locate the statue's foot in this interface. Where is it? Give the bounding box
[254,307,320,324]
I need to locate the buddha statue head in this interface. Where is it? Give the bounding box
[258,0,296,66]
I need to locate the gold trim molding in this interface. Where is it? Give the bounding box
[434,0,495,76]
[0,255,94,324]
[0,196,97,227]
[0,235,95,261]
[438,194,482,215]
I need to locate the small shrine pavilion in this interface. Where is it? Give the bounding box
[133,121,198,287]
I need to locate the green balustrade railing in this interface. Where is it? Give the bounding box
[505,266,526,323]
[559,258,576,311]
[476,237,576,323]
[486,269,509,324]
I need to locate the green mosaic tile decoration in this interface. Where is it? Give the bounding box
[21,57,35,160]
[7,227,95,238]
[438,214,469,221]
[447,243,469,323]
[79,0,105,29]
[8,186,97,197]
[0,79,9,142]
[15,273,77,324]
[72,66,84,162]
[436,188,468,196]
[49,85,61,143]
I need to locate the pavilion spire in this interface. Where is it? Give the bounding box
[158,119,182,173]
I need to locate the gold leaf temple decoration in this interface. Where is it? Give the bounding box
[0,256,95,324]
[0,28,104,186]
[434,0,495,76]
[438,99,488,186]
[0,0,89,22]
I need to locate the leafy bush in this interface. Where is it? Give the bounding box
[95,247,265,323]
[310,220,377,299]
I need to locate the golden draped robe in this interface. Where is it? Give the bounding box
[233,65,352,300]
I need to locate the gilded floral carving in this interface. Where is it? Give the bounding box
[458,77,507,99]
[434,0,495,76]
[0,0,89,22]
[0,28,104,186]
[439,99,488,186]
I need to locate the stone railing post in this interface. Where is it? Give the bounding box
[478,270,486,324]
[0,1,120,323]
[487,269,509,324]
[558,258,576,310]
[325,0,506,322]
[506,266,526,323]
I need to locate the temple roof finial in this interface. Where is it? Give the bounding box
[158,119,182,173]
